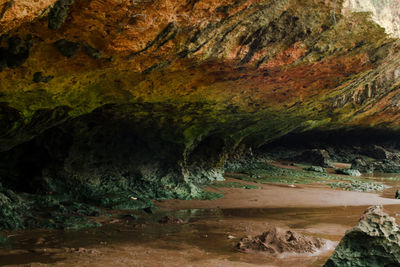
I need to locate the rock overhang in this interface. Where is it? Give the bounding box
[0,0,399,228]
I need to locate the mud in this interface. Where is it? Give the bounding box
[237,226,326,254]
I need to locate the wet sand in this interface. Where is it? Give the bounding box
[155,177,400,210]
[1,177,400,266]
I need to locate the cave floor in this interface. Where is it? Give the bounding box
[1,165,400,267]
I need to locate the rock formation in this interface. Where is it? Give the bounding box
[0,0,399,228]
[325,205,400,266]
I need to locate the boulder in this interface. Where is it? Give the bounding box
[297,149,333,168]
[351,157,374,174]
[362,145,392,160]
[324,206,400,266]
[304,166,326,173]
[335,168,361,177]
[372,160,400,174]
[237,226,326,254]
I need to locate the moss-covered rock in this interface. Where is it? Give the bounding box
[329,180,389,192]
[304,166,326,173]
[335,168,362,177]
[351,157,374,174]
[325,206,400,266]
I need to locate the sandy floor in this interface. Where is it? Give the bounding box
[155,177,400,210]
[1,177,400,267]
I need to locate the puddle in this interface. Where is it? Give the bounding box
[2,204,400,266]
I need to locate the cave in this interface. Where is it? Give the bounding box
[1,0,400,266]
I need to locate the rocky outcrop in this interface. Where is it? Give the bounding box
[362,145,392,160]
[325,206,400,266]
[295,149,333,167]
[351,157,374,174]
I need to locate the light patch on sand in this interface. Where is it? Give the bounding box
[343,0,400,38]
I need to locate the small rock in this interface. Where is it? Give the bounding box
[158,215,184,224]
[304,165,326,173]
[396,190,400,199]
[109,219,120,224]
[227,235,236,239]
[34,237,46,245]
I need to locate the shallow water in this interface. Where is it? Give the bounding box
[2,204,400,266]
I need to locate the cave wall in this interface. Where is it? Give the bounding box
[0,0,399,207]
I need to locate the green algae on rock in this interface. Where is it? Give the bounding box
[335,168,362,177]
[225,158,338,184]
[329,181,389,192]
[324,205,400,267]
[304,165,326,173]
[0,186,102,230]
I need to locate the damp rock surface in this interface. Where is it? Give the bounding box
[335,168,361,177]
[324,205,400,267]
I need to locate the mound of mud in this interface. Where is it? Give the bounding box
[236,226,326,254]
